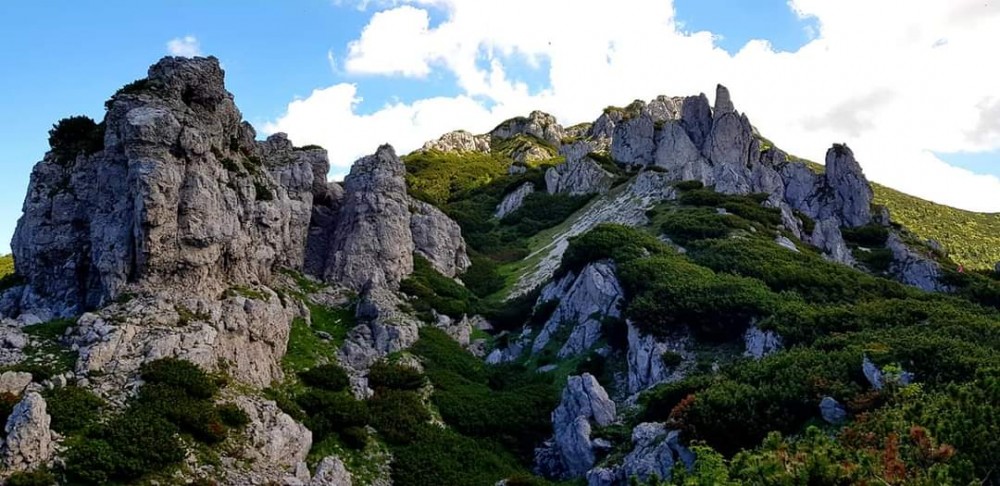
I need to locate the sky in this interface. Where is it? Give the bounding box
[1,1,999,255]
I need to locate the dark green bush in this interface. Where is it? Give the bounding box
[368,389,431,445]
[674,180,705,191]
[661,351,684,368]
[296,389,368,443]
[841,224,889,247]
[5,469,57,486]
[48,116,104,164]
[298,363,350,392]
[659,207,749,244]
[217,403,251,428]
[254,181,274,201]
[340,425,369,450]
[64,411,185,484]
[42,386,103,434]
[140,358,218,399]
[400,254,476,320]
[368,362,426,391]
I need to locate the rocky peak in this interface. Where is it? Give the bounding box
[713,84,736,117]
[490,110,566,146]
[5,56,319,318]
[825,144,874,227]
[420,130,491,153]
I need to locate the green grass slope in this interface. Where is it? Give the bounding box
[873,184,1000,270]
[0,254,12,279]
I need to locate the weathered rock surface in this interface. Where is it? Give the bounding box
[338,287,420,394]
[820,396,847,425]
[6,56,317,319]
[545,158,615,196]
[70,291,295,391]
[310,456,354,486]
[322,145,414,290]
[531,262,623,358]
[611,111,656,166]
[536,374,617,479]
[627,322,690,394]
[495,183,536,219]
[491,111,566,147]
[233,395,312,471]
[586,424,694,486]
[0,371,32,395]
[743,325,783,359]
[810,218,856,266]
[886,233,946,292]
[421,130,490,153]
[410,199,471,278]
[1,392,54,471]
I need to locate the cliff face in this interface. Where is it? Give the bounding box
[6,57,321,319]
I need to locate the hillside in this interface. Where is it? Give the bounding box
[873,183,1000,270]
[0,57,997,486]
[0,254,12,280]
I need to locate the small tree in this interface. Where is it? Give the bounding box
[48,115,104,164]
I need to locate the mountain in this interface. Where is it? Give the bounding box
[0,56,997,486]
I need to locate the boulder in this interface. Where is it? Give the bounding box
[820,396,847,425]
[627,321,689,394]
[810,219,856,266]
[0,371,32,395]
[495,183,536,219]
[536,374,617,479]
[234,395,312,471]
[886,233,945,292]
[743,326,783,359]
[1,392,54,471]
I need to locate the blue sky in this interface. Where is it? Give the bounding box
[2,0,998,255]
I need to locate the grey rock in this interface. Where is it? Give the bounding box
[743,326,783,359]
[234,395,312,471]
[825,144,874,227]
[627,321,690,394]
[538,374,617,479]
[1,392,54,471]
[810,219,856,266]
[546,158,615,196]
[0,371,32,396]
[491,111,566,147]
[775,235,800,252]
[886,233,946,291]
[421,130,490,153]
[310,455,353,486]
[338,287,420,394]
[586,467,620,486]
[619,424,692,484]
[863,356,884,390]
[511,143,555,165]
[495,183,536,219]
[531,262,624,358]
[820,396,847,425]
[680,94,713,150]
[652,122,711,181]
[410,199,471,278]
[611,111,656,166]
[9,57,316,318]
[323,145,413,290]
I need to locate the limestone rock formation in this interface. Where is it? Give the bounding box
[886,233,946,292]
[627,321,690,394]
[233,395,312,472]
[743,326,783,359]
[491,111,566,147]
[5,56,317,319]
[810,218,856,266]
[586,424,694,486]
[531,262,624,358]
[0,371,32,395]
[322,145,414,290]
[310,456,354,485]
[536,374,617,479]
[545,158,615,196]
[1,392,54,471]
[495,183,536,219]
[338,287,421,394]
[421,130,490,153]
[410,199,471,278]
[610,111,656,166]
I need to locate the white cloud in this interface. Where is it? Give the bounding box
[166,36,202,57]
[269,0,1000,212]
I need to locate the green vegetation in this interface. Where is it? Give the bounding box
[62,358,248,484]
[48,116,105,164]
[1,318,78,381]
[553,219,999,483]
[5,469,57,486]
[0,254,13,278]
[42,386,104,435]
[282,303,354,374]
[401,254,478,320]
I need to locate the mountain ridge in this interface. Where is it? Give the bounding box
[0,56,997,486]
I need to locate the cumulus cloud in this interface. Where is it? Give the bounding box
[166,36,202,57]
[268,0,1000,211]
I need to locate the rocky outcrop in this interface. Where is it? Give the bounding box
[6,57,317,319]
[233,395,312,471]
[496,183,536,219]
[586,424,694,486]
[627,322,690,394]
[810,218,856,266]
[886,233,946,292]
[303,155,345,278]
[863,355,915,390]
[536,374,617,479]
[338,287,421,394]
[545,158,615,196]
[310,456,353,485]
[532,262,624,358]
[491,111,566,147]
[610,111,656,166]
[421,130,490,153]
[1,392,54,471]
[410,199,471,278]
[743,325,783,359]
[70,291,295,391]
[321,145,413,290]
